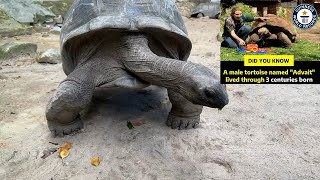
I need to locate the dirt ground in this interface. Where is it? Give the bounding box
[297,21,320,43]
[1,17,320,180]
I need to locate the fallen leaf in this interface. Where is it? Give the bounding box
[62,141,72,150]
[91,156,101,166]
[127,121,134,129]
[131,121,145,126]
[59,148,69,159]
[226,86,236,91]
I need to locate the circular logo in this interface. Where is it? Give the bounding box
[292,4,318,29]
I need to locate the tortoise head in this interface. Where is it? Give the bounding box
[183,65,229,110]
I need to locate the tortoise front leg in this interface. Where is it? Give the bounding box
[166,90,203,129]
[46,66,95,137]
[120,34,228,109]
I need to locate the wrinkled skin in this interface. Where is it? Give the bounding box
[46,32,229,136]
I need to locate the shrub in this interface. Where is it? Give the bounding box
[276,7,287,18]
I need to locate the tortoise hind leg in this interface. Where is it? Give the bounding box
[46,66,95,137]
[277,32,292,48]
[166,90,203,129]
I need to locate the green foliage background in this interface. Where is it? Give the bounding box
[221,40,320,61]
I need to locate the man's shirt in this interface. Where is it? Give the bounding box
[223,14,254,37]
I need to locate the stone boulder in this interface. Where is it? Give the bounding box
[0,42,37,60]
[0,0,74,37]
[0,9,33,37]
[35,0,74,19]
[36,48,61,64]
[0,0,55,24]
[49,26,61,35]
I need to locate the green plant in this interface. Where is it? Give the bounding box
[221,40,320,61]
[276,7,287,18]
[0,9,10,20]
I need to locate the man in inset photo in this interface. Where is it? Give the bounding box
[221,7,268,48]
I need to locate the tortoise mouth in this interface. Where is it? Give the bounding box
[96,81,112,88]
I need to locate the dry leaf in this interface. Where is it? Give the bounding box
[91,156,101,166]
[131,121,144,126]
[226,86,235,91]
[59,148,69,159]
[62,141,72,150]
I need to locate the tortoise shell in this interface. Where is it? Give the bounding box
[250,14,297,43]
[61,0,192,74]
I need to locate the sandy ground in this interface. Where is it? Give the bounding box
[1,17,320,180]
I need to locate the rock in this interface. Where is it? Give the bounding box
[217,32,223,42]
[53,15,63,24]
[0,9,33,37]
[42,32,49,37]
[175,0,211,3]
[181,16,189,22]
[32,25,50,34]
[190,2,220,19]
[0,0,56,24]
[0,42,37,60]
[45,18,54,24]
[35,0,74,18]
[36,48,61,64]
[0,74,7,80]
[55,23,63,28]
[49,26,61,35]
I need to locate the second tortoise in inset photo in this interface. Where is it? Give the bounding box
[247,14,297,48]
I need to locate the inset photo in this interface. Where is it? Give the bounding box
[219,0,320,61]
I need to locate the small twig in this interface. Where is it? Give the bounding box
[49,142,58,145]
[7,151,18,162]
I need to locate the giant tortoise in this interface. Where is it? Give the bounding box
[247,14,297,48]
[190,2,220,19]
[46,0,229,136]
